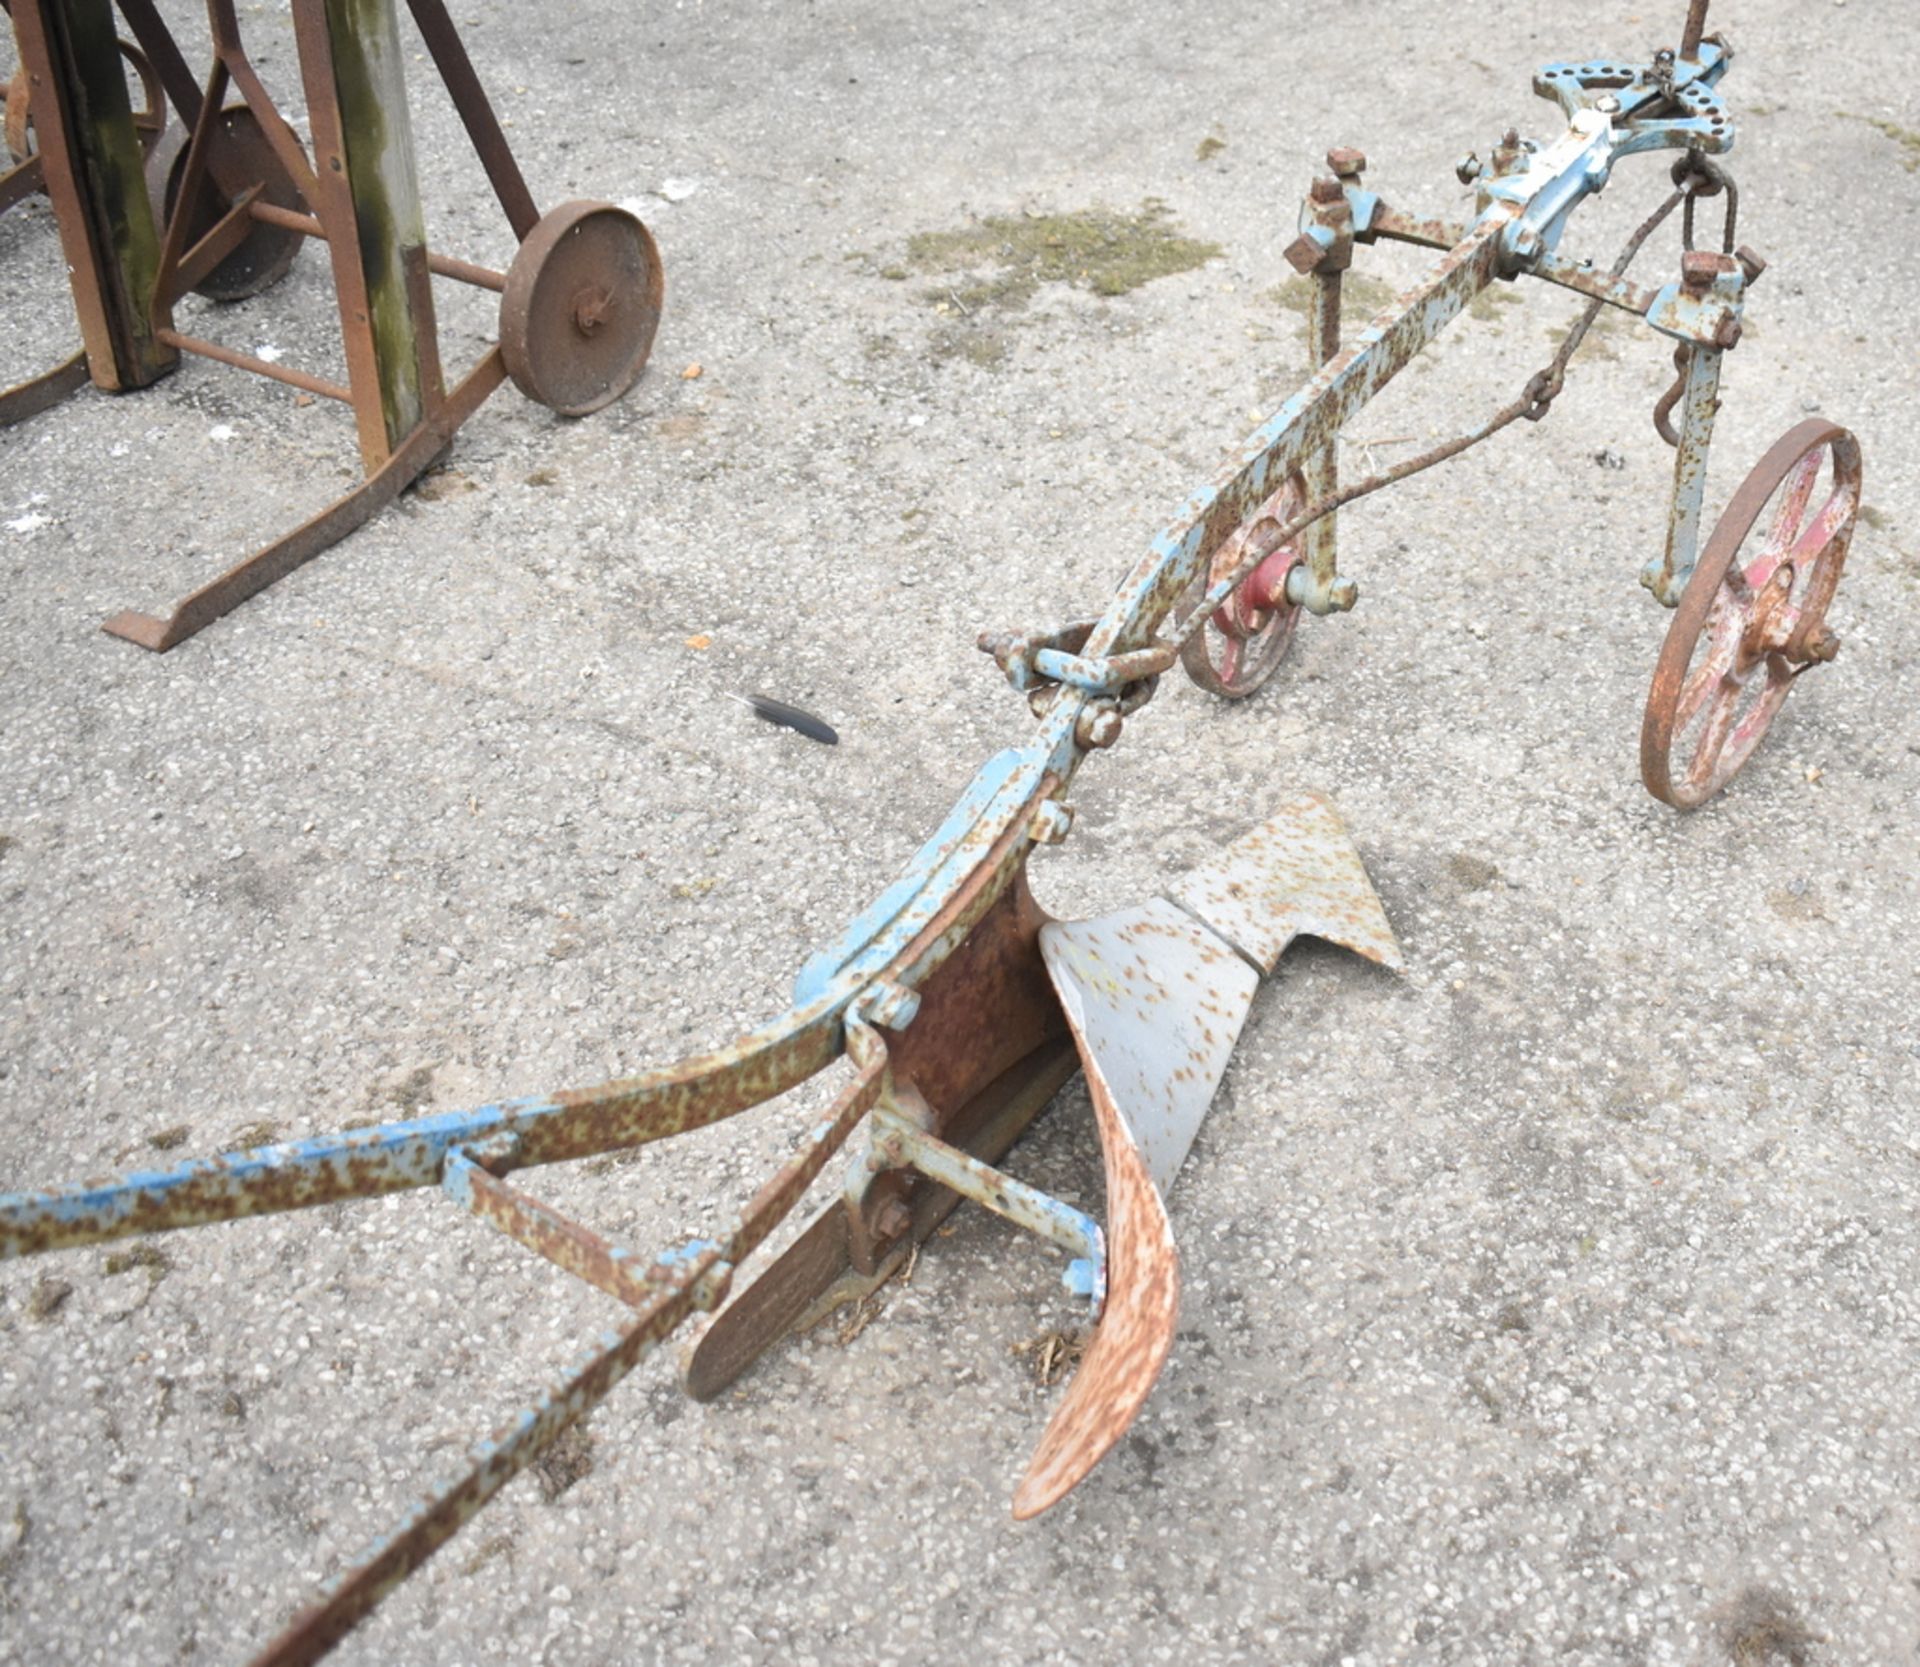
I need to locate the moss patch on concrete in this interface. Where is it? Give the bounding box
[1840,111,1920,171]
[903,200,1221,311]
[1267,272,1399,322]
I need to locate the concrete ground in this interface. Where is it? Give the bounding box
[2,1,1916,1662]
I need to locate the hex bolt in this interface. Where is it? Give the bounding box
[1680,250,1729,296]
[1735,244,1768,286]
[1076,707,1124,749]
[1510,225,1543,263]
[875,1199,913,1241]
[1326,147,1367,178]
[1801,625,1841,663]
[1309,176,1344,205]
[1714,316,1742,350]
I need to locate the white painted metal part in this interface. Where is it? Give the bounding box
[1168,789,1405,976]
[1040,898,1258,1195]
[1040,789,1404,1197]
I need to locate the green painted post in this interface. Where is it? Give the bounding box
[296,0,443,469]
[10,0,175,390]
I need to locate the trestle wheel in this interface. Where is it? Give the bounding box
[499,200,663,416]
[145,105,305,301]
[1641,420,1861,809]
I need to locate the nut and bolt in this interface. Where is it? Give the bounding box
[874,1199,913,1241]
[1455,152,1483,184]
[1714,316,1742,350]
[1328,576,1360,612]
[1309,176,1344,205]
[1595,93,1622,115]
[1680,249,1730,296]
[1735,244,1768,286]
[1801,625,1841,663]
[1326,147,1367,178]
[1076,706,1124,749]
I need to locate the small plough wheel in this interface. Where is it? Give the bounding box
[1641,419,1861,809]
[1174,470,1307,699]
[500,200,663,416]
[146,105,305,301]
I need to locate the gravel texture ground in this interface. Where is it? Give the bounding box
[1,1,1916,1663]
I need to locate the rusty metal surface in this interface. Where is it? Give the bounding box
[8,0,658,648]
[149,102,306,302]
[1168,790,1405,975]
[1085,213,1508,647]
[1010,1021,1179,1522]
[680,1036,1080,1400]
[9,0,176,390]
[251,1244,736,1667]
[255,1016,894,1665]
[0,8,1877,1651]
[100,347,508,651]
[403,0,539,239]
[872,1102,1106,1273]
[1174,468,1305,697]
[499,199,664,416]
[1641,420,1861,808]
[0,346,88,426]
[444,1146,676,1309]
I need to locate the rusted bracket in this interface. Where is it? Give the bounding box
[865,1093,1108,1309]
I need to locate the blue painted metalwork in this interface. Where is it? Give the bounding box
[1532,40,1732,157]
[1644,340,1725,606]
[1645,262,1745,346]
[2,4,1849,1656]
[869,1102,1109,1314]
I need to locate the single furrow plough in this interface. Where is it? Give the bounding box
[0,2,1862,1660]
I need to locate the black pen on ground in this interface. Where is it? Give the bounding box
[729,692,839,746]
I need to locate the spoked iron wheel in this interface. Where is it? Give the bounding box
[500,200,663,416]
[1641,419,1862,809]
[1174,469,1308,699]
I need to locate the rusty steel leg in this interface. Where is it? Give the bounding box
[1304,263,1342,597]
[0,349,89,427]
[403,0,538,239]
[1642,340,1722,606]
[100,349,506,651]
[9,0,173,390]
[292,0,443,470]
